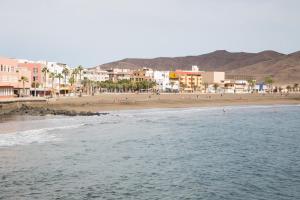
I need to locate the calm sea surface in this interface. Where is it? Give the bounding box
[0,105,300,200]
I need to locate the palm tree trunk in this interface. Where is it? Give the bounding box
[23,81,25,96]
[79,72,82,93]
[51,79,54,97]
[64,75,66,96]
[58,79,60,97]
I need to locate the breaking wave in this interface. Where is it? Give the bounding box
[0,124,84,147]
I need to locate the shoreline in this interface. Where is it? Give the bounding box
[1,93,300,117]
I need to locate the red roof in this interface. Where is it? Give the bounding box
[175,70,204,75]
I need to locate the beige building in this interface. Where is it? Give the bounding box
[225,74,255,81]
[171,70,203,92]
[107,68,132,82]
[130,69,152,82]
[203,71,225,84]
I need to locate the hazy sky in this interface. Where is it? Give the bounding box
[0,0,299,66]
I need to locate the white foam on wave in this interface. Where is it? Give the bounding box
[0,124,84,147]
[114,104,300,114]
[109,104,300,120]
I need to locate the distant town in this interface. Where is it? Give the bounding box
[0,56,299,98]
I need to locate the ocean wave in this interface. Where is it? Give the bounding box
[0,124,84,147]
[112,104,300,117]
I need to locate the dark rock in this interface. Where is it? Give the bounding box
[0,103,109,117]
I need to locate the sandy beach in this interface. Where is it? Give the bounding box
[1,93,299,116]
[44,93,300,112]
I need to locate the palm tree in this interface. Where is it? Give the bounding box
[96,81,101,93]
[62,68,69,96]
[49,72,55,97]
[170,81,175,93]
[82,77,90,94]
[213,83,219,93]
[70,69,78,94]
[42,67,49,97]
[56,73,64,96]
[49,72,55,89]
[62,67,69,86]
[68,74,75,95]
[203,82,209,93]
[69,74,75,86]
[92,80,97,95]
[72,68,78,81]
[286,85,292,92]
[123,82,129,93]
[19,76,29,96]
[293,83,299,92]
[77,65,84,88]
[265,76,274,93]
[248,79,256,93]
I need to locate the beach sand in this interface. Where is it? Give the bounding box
[43,93,300,112]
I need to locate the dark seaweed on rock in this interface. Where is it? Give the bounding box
[2,104,109,117]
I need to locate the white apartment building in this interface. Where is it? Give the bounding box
[234,80,249,93]
[192,65,199,72]
[144,68,154,79]
[38,61,72,89]
[84,67,109,82]
[45,62,68,74]
[153,71,171,91]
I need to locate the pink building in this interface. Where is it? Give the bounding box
[0,57,31,97]
[18,62,43,85]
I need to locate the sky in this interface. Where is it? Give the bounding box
[0,0,299,67]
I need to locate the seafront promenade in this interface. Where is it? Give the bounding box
[0,97,46,104]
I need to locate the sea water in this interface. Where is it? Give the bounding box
[0,105,299,199]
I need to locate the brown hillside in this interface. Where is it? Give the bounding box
[99,50,299,84]
[230,52,300,84]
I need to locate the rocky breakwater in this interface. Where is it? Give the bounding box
[0,103,109,117]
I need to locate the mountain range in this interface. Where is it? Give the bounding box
[99,50,300,84]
